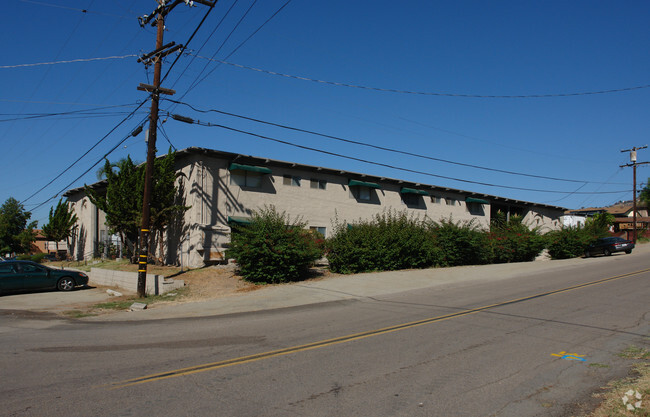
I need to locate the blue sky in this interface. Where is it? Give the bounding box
[2,0,649,226]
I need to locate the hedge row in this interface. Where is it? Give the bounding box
[226,207,615,283]
[326,211,546,274]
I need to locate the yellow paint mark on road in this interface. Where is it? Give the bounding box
[110,267,650,389]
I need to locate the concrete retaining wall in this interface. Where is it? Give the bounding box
[89,268,184,295]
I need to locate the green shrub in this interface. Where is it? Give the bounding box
[225,206,324,284]
[487,214,546,263]
[15,253,47,263]
[428,217,491,266]
[546,226,593,259]
[326,211,439,274]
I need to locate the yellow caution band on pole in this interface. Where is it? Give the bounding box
[140,254,147,258]
[141,229,150,232]
[138,269,147,273]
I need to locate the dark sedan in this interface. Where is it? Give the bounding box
[0,260,89,294]
[584,237,635,257]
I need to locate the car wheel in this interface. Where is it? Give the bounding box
[603,248,612,256]
[625,249,632,254]
[57,277,75,291]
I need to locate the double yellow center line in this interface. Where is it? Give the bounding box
[110,267,650,389]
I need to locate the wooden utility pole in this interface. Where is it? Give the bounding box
[620,145,649,243]
[136,0,214,297]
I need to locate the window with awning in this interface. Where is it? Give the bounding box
[229,163,271,188]
[400,187,430,196]
[228,163,272,174]
[227,216,252,225]
[348,179,381,189]
[466,197,489,204]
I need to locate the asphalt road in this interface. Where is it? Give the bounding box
[1,250,649,416]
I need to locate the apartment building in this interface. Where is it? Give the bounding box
[64,147,566,267]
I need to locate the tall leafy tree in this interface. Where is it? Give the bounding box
[85,149,188,263]
[640,177,650,206]
[0,197,37,254]
[149,149,190,263]
[41,199,78,259]
[86,156,141,259]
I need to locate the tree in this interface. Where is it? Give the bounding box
[0,197,37,254]
[41,199,78,259]
[148,149,190,264]
[86,156,141,259]
[640,177,650,206]
[85,149,188,263]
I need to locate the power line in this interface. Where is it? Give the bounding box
[192,57,650,99]
[164,99,627,186]
[159,3,217,84]
[158,119,177,151]
[22,102,148,204]
[168,0,241,91]
[180,0,292,99]
[169,114,630,195]
[178,0,255,97]
[0,103,141,122]
[19,0,134,19]
[29,114,149,212]
[0,55,139,69]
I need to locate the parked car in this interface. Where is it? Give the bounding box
[584,237,635,257]
[0,260,88,294]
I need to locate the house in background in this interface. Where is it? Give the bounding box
[31,230,69,258]
[563,201,650,239]
[64,147,567,268]
[607,202,650,238]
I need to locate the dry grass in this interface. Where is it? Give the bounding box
[582,346,650,417]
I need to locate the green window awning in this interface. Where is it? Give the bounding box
[466,197,489,204]
[227,216,253,225]
[400,187,430,196]
[228,163,272,175]
[348,179,381,189]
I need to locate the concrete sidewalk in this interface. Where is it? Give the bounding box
[85,243,650,322]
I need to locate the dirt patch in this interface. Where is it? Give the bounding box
[173,265,261,302]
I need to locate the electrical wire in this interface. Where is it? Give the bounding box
[0,55,139,69]
[0,103,141,122]
[19,0,133,19]
[192,57,650,99]
[29,114,150,212]
[181,0,258,97]
[158,118,177,151]
[179,0,292,99]
[170,114,630,195]
[22,102,148,204]
[164,99,626,186]
[159,3,217,84]
[168,0,241,92]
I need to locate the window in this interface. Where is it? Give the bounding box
[21,263,45,273]
[310,178,326,190]
[309,226,326,238]
[445,198,457,206]
[431,196,442,204]
[358,186,371,201]
[230,171,262,188]
[402,193,420,206]
[283,175,301,187]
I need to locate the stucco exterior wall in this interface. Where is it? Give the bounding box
[67,191,109,261]
[64,148,566,267]
[185,154,494,265]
